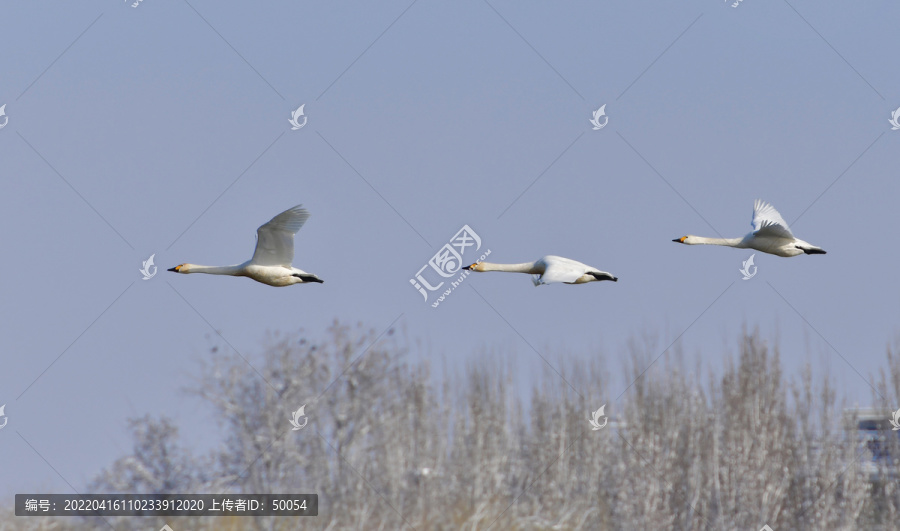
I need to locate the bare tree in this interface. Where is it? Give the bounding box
[90,416,206,494]
[18,325,900,530]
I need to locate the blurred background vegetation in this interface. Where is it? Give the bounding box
[4,322,900,530]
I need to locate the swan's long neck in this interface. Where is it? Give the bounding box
[688,236,745,248]
[186,264,245,276]
[477,262,537,273]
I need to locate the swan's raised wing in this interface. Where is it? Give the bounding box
[250,205,309,267]
[751,199,794,239]
[538,256,586,285]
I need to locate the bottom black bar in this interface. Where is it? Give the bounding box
[15,494,317,516]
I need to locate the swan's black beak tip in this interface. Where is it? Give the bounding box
[167,266,178,272]
[462,265,472,271]
[672,238,680,243]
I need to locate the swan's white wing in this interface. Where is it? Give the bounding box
[250,205,309,267]
[539,258,586,284]
[751,199,794,239]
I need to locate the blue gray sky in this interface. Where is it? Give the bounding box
[2,0,898,498]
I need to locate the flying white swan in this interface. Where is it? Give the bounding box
[673,199,826,257]
[463,255,617,286]
[168,205,323,286]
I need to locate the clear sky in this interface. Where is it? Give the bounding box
[1,0,898,499]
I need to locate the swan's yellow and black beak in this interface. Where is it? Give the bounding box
[673,236,687,243]
[462,263,478,271]
[168,265,182,272]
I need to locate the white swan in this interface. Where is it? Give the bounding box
[168,205,323,287]
[673,199,826,257]
[463,255,617,286]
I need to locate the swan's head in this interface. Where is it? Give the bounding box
[463,262,484,272]
[672,235,695,245]
[168,264,189,273]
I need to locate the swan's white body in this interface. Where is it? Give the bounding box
[168,205,322,287]
[464,255,617,285]
[673,200,826,257]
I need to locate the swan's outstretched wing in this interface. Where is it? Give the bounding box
[538,257,585,284]
[751,199,794,239]
[250,205,309,267]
